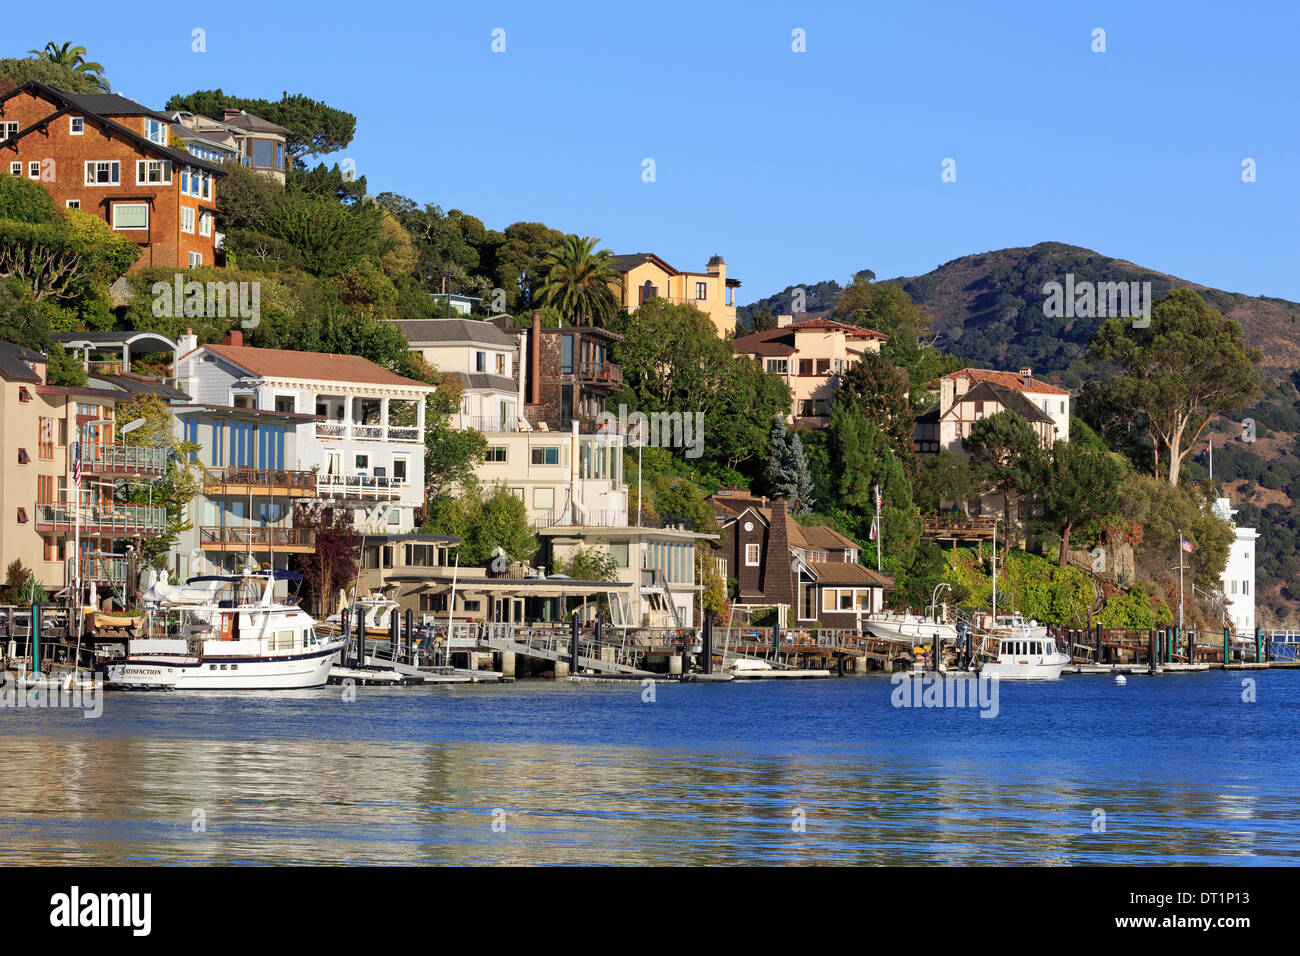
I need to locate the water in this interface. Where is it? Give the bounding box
[0,671,1295,865]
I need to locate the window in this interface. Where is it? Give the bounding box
[189,252,203,267]
[65,200,80,209]
[608,541,630,567]
[766,359,788,374]
[392,458,407,482]
[85,161,120,185]
[531,446,559,466]
[533,487,554,509]
[1243,581,1250,596]
[8,163,19,176]
[745,543,760,566]
[18,387,32,403]
[16,507,29,524]
[17,448,30,465]
[798,358,814,376]
[2,122,17,141]
[136,159,171,185]
[695,281,707,300]
[355,454,369,469]
[475,351,485,372]
[181,206,195,233]
[70,116,84,135]
[28,161,40,179]
[199,210,212,237]
[816,358,830,375]
[495,353,506,374]
[144,120,167,145]
[112,203,149,230]
[485,446,506,463]
[253,139,275,167]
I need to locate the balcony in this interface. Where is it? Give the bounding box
[36,500,166,536]
[314,422,422,443]
[315,474,407,500]
[575,362,623,389]
[462,415,519,433]
[72,442,168,477]
[198,525,315,552]
[203,466,317,497]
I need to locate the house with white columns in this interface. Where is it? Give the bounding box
[174,330,434,536]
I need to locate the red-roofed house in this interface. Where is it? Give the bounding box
[914,366,1072,455]
[171,331,435,582]
[733,314,888,427]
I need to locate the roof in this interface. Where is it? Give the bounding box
[449,371,518,393]
[0,83,226,175]
[398,318,515,348]
[535,325,623,343]
[805,561,893,588]
[733,318,888,356]
[61,92,172,122]
[169,402,322,421]
[789,522,860,552]
[52,330,178,351]
[90,372,190,401]
[216,110,290,135]
[192,344,434,390]
[945,381,1054,424]
[941,368,1071,396]
[0,342,45,383]
[610,252,678,275]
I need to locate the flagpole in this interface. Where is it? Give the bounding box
[1178,528,1185,630]
[1209,440,1213,488]
[873,483,882,572]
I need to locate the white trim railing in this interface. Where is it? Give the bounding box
[314,422,422,443]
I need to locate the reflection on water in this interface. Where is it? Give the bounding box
[0,674,1296,865]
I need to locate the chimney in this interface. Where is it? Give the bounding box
[221,108,242,121]
[1019,367,1033,388]
[177,328,198,356]
[776,314,794,328]
[224,329,243,347]
[530,314,542,406]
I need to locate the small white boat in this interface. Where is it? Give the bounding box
[98,569,344,690]
[978,627,1071,681]
[860,612,957,644]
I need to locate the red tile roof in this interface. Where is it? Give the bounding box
[942,368,1071,396]
[198,344,431,389]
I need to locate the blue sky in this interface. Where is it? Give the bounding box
[15,0,1299,302]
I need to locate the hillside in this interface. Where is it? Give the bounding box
[740,242,1300,626]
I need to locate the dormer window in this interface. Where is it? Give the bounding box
[145,119,168,145]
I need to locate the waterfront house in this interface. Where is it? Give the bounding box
[173,330,435,538]
[914,368,1071,455]
[521,323,623,432]
[0,340,168,602]
[709,488,891,629]
[733,316,888,427]
[1214,497,1258,637]
[0,82,224,269]
[609,253,740,339]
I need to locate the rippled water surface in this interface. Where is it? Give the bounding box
[0,671,1295,864]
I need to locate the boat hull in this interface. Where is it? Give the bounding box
[978,654,1070,681]
[100,643,341,690]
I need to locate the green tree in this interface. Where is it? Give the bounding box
[537,234,620,326]
[423,485,536,566]
[763,418,814,513]
[837,350,918,478]
[965,410,1044,557]
[1090,289,1262,486]
[554,546,619,582]
[827,403,918,570]
[116,395,201,570]
[915,452,984,516]
[25,42,108,91]
[484,221,566,311]
[1041,440,1123,566]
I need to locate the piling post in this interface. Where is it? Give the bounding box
[1095,622,1103,665]
[1223,627,1230,665]
[1255,627,1263,664]
[389,608,400,661]
[355,607,367,667]
[1148,628,1157,669]
[1170,625,1179,663]
[404,608,414,663]
[1265,630,1272,664]
[31,603,42,677]
[570,615,579,672]
[702,611,713,675]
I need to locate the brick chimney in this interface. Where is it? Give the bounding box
[765,499,794,607]
[224,329,243,347]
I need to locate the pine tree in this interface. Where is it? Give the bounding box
[764,419,814,514]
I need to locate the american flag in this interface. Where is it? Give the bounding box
[1181,537,1194,554]
[72,443,81,487]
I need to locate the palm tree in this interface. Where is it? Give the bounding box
[27,42,110,91]
[537,234,621,327]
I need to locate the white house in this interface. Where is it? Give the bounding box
[915,367,1071,454]
[396,319,522,432]
[174,330,434,537]
[1214,497,1258,637]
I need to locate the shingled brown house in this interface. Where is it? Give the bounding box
[709,488,892,629]
[0,81,225,270]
